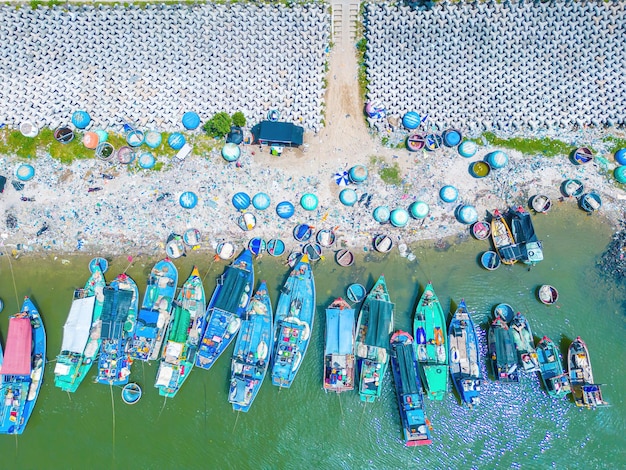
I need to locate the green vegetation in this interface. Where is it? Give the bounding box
[356,37,368,104]
[603,136,626,155]
[0,129,39,158]
[232,111,246,128]
[191,134,218,157]
[477,132,575,157]
[379,162,402,186]
[203,112,232,138]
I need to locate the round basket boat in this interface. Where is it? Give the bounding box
[287,251,300,267]
[406,133,426,152]
[237,213,256,231]
[373,234,393,253]
[302,242,322,261]
[165,235,186,259]
[335,249,354,267]
[531,194,552,213]
[442,129,462,147]
[267,238,285,257]
[471,221,491,240]
[480,251,501,270]
[424,133,443,151]
[538,285,559,305]
[19,121,39,138]
[0,298,4,313]
[248,237,266,256]
[561,179,584,198]
[117,146,136,165]
[469,161,491,178]
[89,257,109,274]
[138,152,156,170]
[347,283,366,303]
[316,229,336,248]
[54,126,74,144]
[571,147,593,165]
[494,303,515,323]
[579,192,602,213]
[121,383,142,405]
[293,224,314,242]
[216,242,235,260]
[95,142,115,161]
[15,164,35,182]
[183,228,201,247]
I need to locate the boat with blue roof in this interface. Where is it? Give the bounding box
[448,300,481,407]
[323,297,355,393]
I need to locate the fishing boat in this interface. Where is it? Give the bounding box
[413,283,448,401]
[538,285,559,305]
[568,336,608,408]
[406,133,426,152]
[302,242,322,261]
[335,249,354,267]
[183,228,201,247]
[508,206,544,265]
[509,312,540,373]
[471,221,491,240]
[323,298,355,393]
[373,234,393,253]
[54,266,106,393]
[493,303,515,323]
[237,213,256,231]
[129,259,178,362]
[562,179,584,198]
[196,249,254,370]
[248,237,266,256]
[480,251,501,270]
[155,267,206,398]
[572,147,593,165]
[316,228,336,248]
[488,314,519,383]
[270,254,316,388]
[0,297,45,434]
[229,282,273,411]
[165,233,185,259]
[347,283,366,303]
[96,273,138,386]
[490,209,517,265]
[293,224,314,242]
[389,330,432,446]
[579,192,602,213]
[355,276,393,402]
[448,300,481,407]
[531,194,552,213]
[121,383,142,405]
[267,238,285,257]
[536,336,571,398]
[216,241,236,260]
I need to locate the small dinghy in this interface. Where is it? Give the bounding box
[294,224,314,242]
[316,229,336,247]
[562,179,584,198]
[267,238,285,257]
[183,228,201,247]
[346,283,366,303]
[248,237,266,256]
[579,192,602,213]
[373,234,393,253]
[538,285,559,305]
[165,234,185,259]
[480,251,501,270]
[237,213,256,231]
[121,383,142,405]
[471,221,491,240]
[531,194,552,213]
[216,242,235,260]
[302,242,322,261]
[335,249,354,267]
[89,257,109,274]
[572,147,593,165]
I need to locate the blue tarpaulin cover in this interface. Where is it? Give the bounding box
[325,307,355,355]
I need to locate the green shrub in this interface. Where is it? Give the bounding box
[203,112,232,138]
[232,111,246,128]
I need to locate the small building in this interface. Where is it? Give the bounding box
[252,121,304,147]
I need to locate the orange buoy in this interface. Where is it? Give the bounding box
[83,131,99,149]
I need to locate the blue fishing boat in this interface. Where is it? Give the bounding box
[0,297,46,434]
[129,259,178,362]
[248,237,266,256]
[323,298,355,393]
[355,275,394,402]
[293,224,314,242]
[510,312,540,373]
[480,251,501,270]
[448,300,481,407]
[270,254,316,388]
[155,267,206,398]
[196,250,254,370]
[54,266,106,393]
[389,330,432,446]
[267,238,285,257]
[96,273,138,386]
[229,282,273,411]
[488,314,519,383]
[536,336,571,398]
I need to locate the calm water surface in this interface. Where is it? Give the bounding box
[0,205,624,469]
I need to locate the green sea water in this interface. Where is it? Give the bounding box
[0,204,624,469]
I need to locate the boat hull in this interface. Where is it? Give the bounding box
[323,298,355,393]
[488,316,519,383]
[490,210,517,265]
[448,301,481,407]
[536,336,571,398]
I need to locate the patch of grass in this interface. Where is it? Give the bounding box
[191,134,218,157]
[481,132,574,157]
[379,162,402,186]
[48,134,92,163]
[1,129,39,158]
[603,136,626,155]
[151,162,164,172]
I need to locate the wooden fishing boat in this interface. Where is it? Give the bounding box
[508,206,543,265]
[323,298,355,393]
[196,250,254,370]
[267,239,285,257]
[96,273,138,386]
[229,282,273,411]
[509,312,540,373]
[480,251,501,270]
[0,297,45,434]
[355,275,394,402]
[302,242,322,261]
[347,283,366,303]
[568,337,608,408]
[413,283,448,401]
[165,233,185,259]
[316,228,336,248]
[490,209,517,265]
[562,179,584,198]
[579,192,602,213]
[471,220,491,240]
[530,194,552,214]
[155,267,206,398]
[129,259,178,362]
[536,336,571,398]
[390,330,432,446]
[335,249,354,267]
[448,300,481,407]
[488,314,519,383]
[572,147,593,165]
[216,242,235,260]
[54,266,106,393]
[538,285,559,305]
[293,224,314,242]
[270,254,316,388]
[373,234,393,253]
